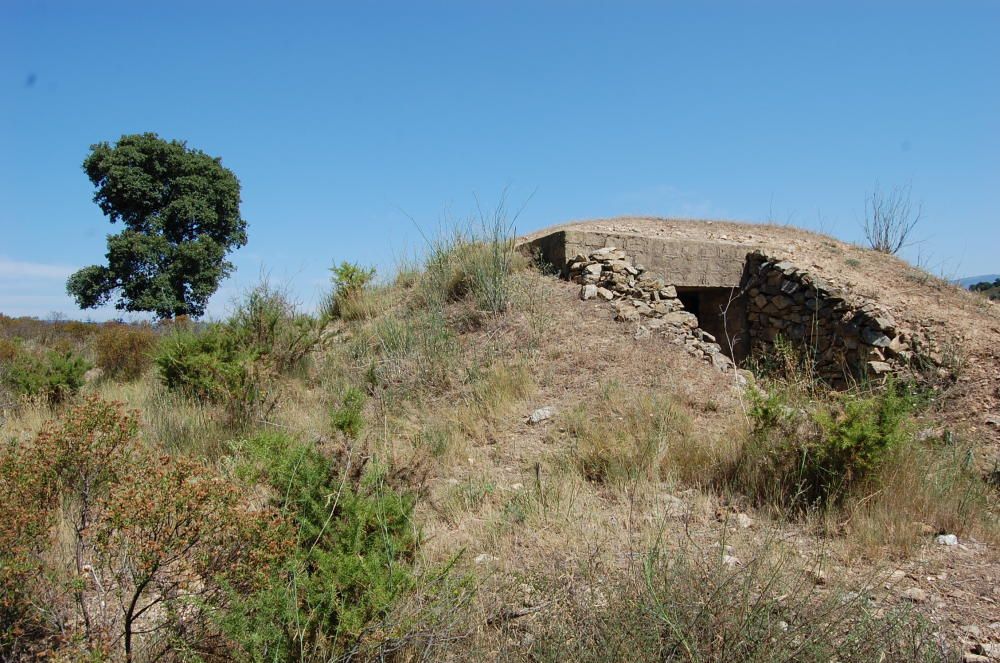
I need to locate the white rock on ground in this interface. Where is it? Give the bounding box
[528,406,556,424]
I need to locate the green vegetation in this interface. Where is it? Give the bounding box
[0,343,90,405]
[737,377,915,508]
[3,208,996,661]
[970,277,1000,300]
[154,282,319,428]
[66,133,247,318]
[331,384,366,438]
[324,261,377,320]
[225,433,417,660]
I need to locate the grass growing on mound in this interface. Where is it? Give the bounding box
[526,532,950,663]
[555,381,693,486]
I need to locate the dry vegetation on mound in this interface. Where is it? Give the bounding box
[2,221,999,662]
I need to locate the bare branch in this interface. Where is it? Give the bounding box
[863,182,922,254]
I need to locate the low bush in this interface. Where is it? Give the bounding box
[225,432,418,661]
[155,285,319,429]
[332,385,366,438]
[155,324,276,429]
[0,397,286,661]
[229,280,319,374]
[94,322,157,381]
[0,346,90,405]
[323,261,377,320]
[735,378,917,509]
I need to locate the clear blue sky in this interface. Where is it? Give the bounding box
[2,1,997,319]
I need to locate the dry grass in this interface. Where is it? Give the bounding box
[3,225,998,660]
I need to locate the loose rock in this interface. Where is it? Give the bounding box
[528,406,556,424]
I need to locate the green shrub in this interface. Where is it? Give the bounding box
[1,348,90,405]
[228,280,319,373]
[154,325,275,429]
[224,433,417,661]
[332,385,365,438]
[94,323,157,381]
[155,324,251,400]
[738,378,915,508]
[323,261,376,320]
[155,285,318,429]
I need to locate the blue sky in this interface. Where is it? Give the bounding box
[1,1,997,319]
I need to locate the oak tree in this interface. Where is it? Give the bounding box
[67,133,247,318]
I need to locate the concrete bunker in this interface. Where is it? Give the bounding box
[521,228,909,385]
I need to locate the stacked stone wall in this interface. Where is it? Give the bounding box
[743,252,911,385]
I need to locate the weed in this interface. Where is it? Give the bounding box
[323,261,377,320]
[559,382,691,485]
[528,532,950,662]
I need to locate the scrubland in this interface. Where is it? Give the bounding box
[2,222,998,662]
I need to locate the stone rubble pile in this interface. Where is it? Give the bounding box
[567,247,736,373]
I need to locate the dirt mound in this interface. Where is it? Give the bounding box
[521,216,1000,462]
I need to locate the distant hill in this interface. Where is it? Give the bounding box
[963,275,1000,300]
[957,274,1000,288]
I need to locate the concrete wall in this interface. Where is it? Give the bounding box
[521,229,753,288]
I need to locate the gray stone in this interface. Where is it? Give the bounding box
[901,587,928,603]
[935,534,959,546]
[711,352,734,372]
[662,311,699,328]
[528,406,556,424]
[614,305,640,322]
[580,284,598,300]
[862,327,891,347]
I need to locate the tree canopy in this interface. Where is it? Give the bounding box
[67,133,247,318]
